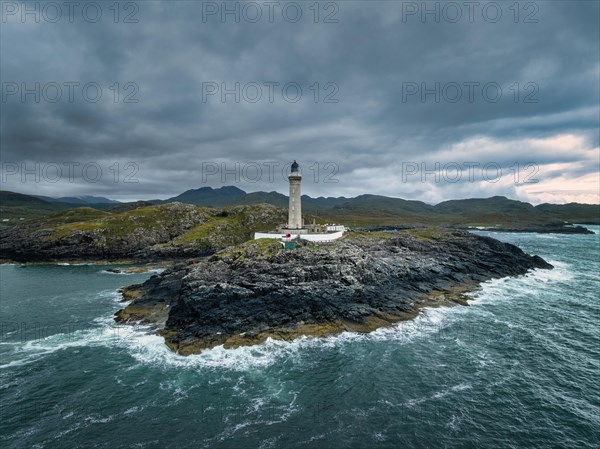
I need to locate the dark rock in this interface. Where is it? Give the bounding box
[457,223,594,234]
[115,230,553,354]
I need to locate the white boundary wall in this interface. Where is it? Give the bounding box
[254,232,287,240]
[254,231,344,242]
[302,231,344,242]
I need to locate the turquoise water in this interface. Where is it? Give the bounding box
[1,229,599,448]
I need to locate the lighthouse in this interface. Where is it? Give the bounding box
[288,160,302,229]
[253,159,345,243]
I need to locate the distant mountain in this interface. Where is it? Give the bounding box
[434,196,537,215]
[108,201,161,213]
[34,195,120,205]
[535,202,600,224]
[301,195,349,211]
[432,196,600,224]
[1,191,122,226]
[0,191,65,225]
[418,196,544,227]
[1,188,599,228]
[166,186,246,206]
[2,191,57,208]
[333,194,433,214]
[165,187,294,209]
[241,191,289,208]
[163,188,599,226]
[164,189,432,214]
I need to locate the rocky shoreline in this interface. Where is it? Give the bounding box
[463,224,594,234]
[115,229,553,355]
[0,203,286,263]
[363,223,594,234]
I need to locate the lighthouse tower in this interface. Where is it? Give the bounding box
[253,159,345,243]
[288,160,303,229]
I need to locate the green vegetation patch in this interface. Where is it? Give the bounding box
[218,238,283,262]
[168,205,285,250]
[399,227,456,241]
[47,205,210,241]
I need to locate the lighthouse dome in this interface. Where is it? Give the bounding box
[291,160,299,173]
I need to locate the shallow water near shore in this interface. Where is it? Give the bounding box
[1,228,599,448]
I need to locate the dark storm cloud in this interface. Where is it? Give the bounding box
[1,0,598,203]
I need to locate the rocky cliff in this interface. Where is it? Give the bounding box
[0,203,286,262]
[115,229,553,355]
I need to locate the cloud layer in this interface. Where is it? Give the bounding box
[1,0,598,203]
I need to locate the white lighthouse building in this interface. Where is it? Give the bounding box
[288,160,303,229]
[253,160,345,244]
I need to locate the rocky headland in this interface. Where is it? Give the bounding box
[115,228,553,355]
[463,223,594,234]
[363,223,594,234]
[0,203,285,262]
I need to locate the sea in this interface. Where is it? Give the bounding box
[1,228,599,449]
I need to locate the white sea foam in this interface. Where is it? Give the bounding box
[120,260,572,371]
[123,405,145,415]
[0,290,133,369]
[122,332,303,371]
[113,305,465,371]
[100,268,164,275]
[0,328,112,369]
[465,260,573,306]
[2,260,569,372]
[55,262,95,266]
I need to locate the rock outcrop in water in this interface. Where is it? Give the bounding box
[115,229,553,355]
[461,224,594,234]
[364,223,594,234]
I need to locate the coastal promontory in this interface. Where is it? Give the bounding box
[115,229,553,355]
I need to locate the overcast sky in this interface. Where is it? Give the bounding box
[1,0,598,204]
